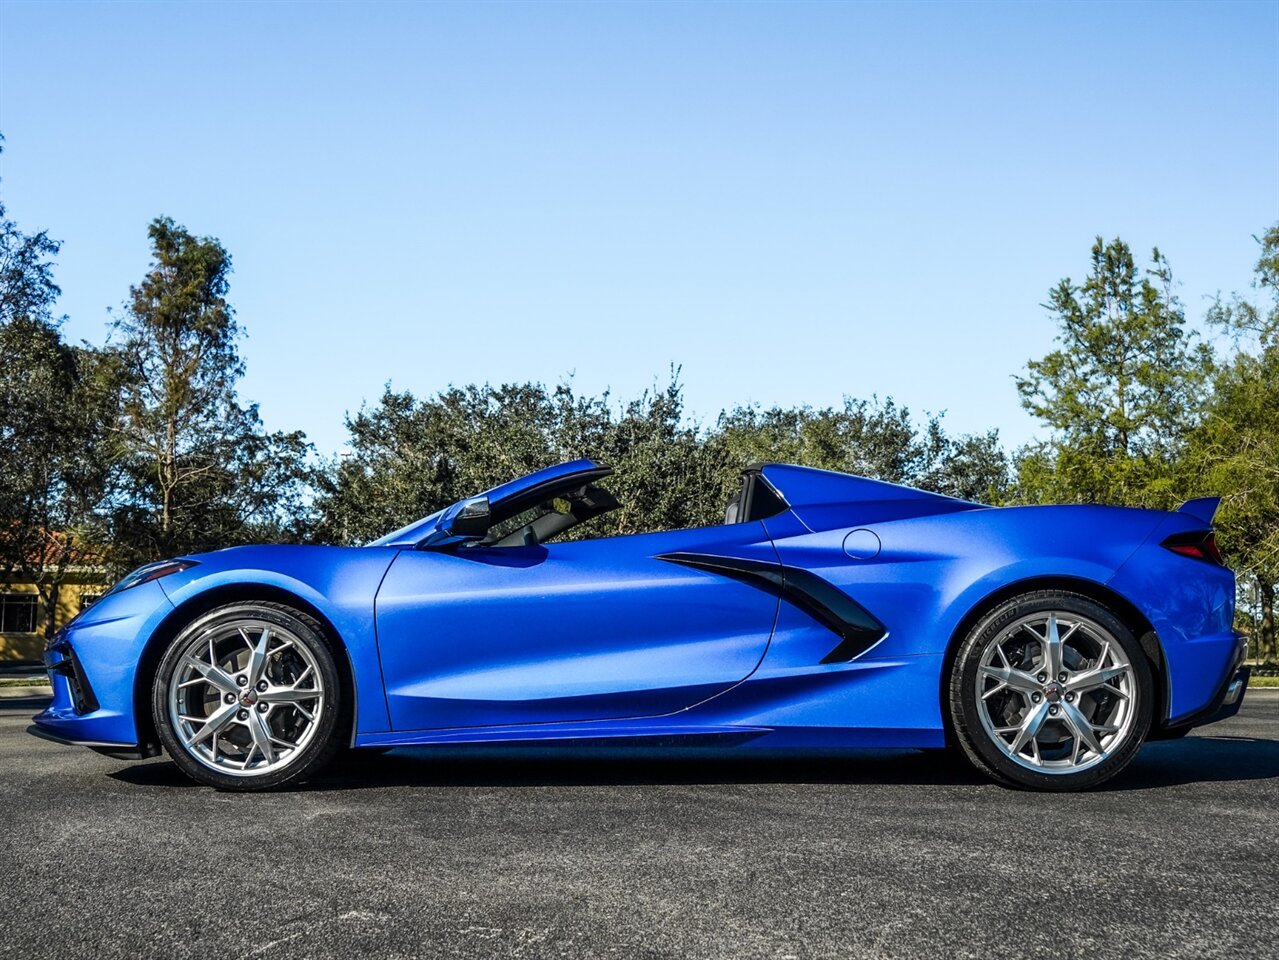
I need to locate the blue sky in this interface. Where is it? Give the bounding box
[1,0,1276,458]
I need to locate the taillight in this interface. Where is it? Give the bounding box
[1162,531,1224,566]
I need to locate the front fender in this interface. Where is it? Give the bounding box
[158,546,399,734]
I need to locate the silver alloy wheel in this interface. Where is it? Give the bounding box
[975,612,1136,773]
[167,618,325,778]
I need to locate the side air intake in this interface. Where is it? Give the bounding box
[655,552,887,663]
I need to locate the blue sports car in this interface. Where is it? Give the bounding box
[30,459,1249,791]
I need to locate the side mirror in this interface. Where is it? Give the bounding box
[447,496,491,538]
[422,496,491,548]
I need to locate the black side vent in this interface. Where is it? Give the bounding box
[46,639,100,715]
[656,552,887,663]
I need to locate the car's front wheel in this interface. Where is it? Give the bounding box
[949,591,1153,791]
[152,602,342,791]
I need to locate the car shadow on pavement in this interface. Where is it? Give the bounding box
[2,694,52,710]
[1108,735,1279,790]
[108,732,1279,792]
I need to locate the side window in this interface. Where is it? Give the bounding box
[483,501,568,545]
[477,484,620,548]
[726,473,788,525]
[744,477,788,521]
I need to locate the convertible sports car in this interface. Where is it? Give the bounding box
[31,460,1249,791]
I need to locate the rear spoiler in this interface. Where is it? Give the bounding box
[1177,497,1220,525]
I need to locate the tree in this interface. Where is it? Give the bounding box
[314,375,1014,547]
[0,319,119,638]
[109,217,311,568]
[0,136,61,330]
[707,397,1009,504]
[314,382,565,546]
[915,422,1011,505]
[1015,237,1211,507]
[1205,224,1279,346]
[0,137,118,637]
[1187,225,1279,659]
[593,373,724,534]
[313,374,714,545]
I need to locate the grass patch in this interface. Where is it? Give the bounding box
[1249,675,1279,688]
[0,676,49,688]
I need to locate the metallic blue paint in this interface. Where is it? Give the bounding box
[38,579,175,747]
[31,462,1245,761]
[376,522,781,729]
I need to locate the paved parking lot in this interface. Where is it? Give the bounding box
[1,691,1275,960]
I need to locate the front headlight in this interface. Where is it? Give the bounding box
[108,558,199,596]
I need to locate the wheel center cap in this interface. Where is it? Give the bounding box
[239,691,257,707]
[1043,682,1063,703]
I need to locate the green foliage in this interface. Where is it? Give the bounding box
[1206,224,1279,348]
[0,319,119,634]
[707,398,1009,505]
[594,375,727,535]
[107,218,313,569]
[918,425,1011,505]
[0,151,118,634]
[1189,348,1279,573]
[0,136,62,330]
[315,382,1010,546]
[315,383,567,546]
[1014,237,1212,508]
[313,374,721,545]
[1186,225,1279,657]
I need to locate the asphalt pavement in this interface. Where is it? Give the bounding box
[1,691,1276,960]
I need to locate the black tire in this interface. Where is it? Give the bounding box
[948,590,1153,792]
[152,601,343,791]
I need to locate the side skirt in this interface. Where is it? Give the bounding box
[354,722,945,750]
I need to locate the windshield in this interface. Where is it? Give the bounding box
[366,508,445,548]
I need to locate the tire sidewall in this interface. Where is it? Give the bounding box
[950,592,1153,791]
[152,602,341,791]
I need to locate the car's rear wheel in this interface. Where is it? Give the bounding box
[152,602,342,791]
[949,591,1152,791]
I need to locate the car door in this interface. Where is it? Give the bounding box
[374,522,781,731]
